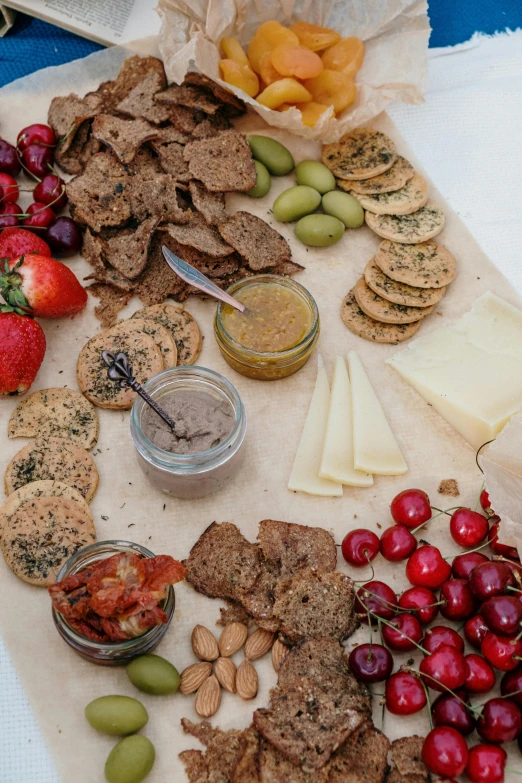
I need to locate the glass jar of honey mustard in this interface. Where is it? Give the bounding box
[214,275,320,380]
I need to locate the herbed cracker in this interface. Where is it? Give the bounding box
[218,212,291,270]
[131,303,203,365]
[86,283,133,328]
[8,388,99,450]
[352,172,429,216]
[92,115,159,165]
[374,239,457,289]
[354,277,435,324]
[364,259,446,307]
[103,216,160,279]
[188,180,227,226]
[122,317,178,369]
[365,200,445,243]
[183,131,256,192]
[322,128,397,180]
[0,481,92,525]
[165,213,234,258]
[66,153,132,233]
[341,289,422,343]
[341,155,414,195]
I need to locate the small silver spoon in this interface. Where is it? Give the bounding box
[162,246,246,313]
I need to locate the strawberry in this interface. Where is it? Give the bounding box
[0,311,46,395]
[0,227,51,259]
[0,253,87,318]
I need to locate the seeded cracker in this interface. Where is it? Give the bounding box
[365,200,445,243]
[322,128,397,180]
[92,115,158,165]
[188,180,227,226]
[102,216,160,279]
[354,278,434,324]
[86,284,133,328]
[66,153,131,233]
[131,303,202,366]
[374,239,457,288]
[341,155,415,195]
[364,259,445,308]
[341,289,421,343]
[352,173,429,216]
[184,131,257,192]
[48,93,103,153]
[117,71,173,125]
[8,388,98,449]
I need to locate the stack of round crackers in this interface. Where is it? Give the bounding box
[322,128,457,343]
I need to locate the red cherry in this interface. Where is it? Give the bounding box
[0,139,21,176]
[348,643,393,683]
[420,644,468,692]
[467,743,506,783]
[422,726,468,778]
[440,578,477,621]
[424,625,465,654]
[431,689,477,735]
[468,561,514,601]
[379,524,417,562]
[406,545,451,589]
[390,488,431,528]
[20,144,54,179]
[452,551,489,579]
[398,586,439,624]
[45,217,82,258]
[477,697,522,743]
[449,507,489,548]
[488,519,520,560]
[500,664,522,708]
[33,174,67,211]
[480,488,493,514]
[17,123,56,151]
[355,580,397,623]
[481,631,522,672]
[464,653,496,694]
[341,528,380,567]
[482,595,522,636]
[0,202,20,228]
[22,202,56,231]
[464,615,490,650]
[385,671,426,715]
[381,613,423,652]
[0,173,19,204]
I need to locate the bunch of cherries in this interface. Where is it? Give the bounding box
[0,125,81,256]
[342,487,522,782]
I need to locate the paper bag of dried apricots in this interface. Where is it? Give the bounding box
[157,0,430,142]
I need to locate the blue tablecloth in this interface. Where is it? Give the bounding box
[1,0,522,89]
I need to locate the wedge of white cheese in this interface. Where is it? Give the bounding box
[387,292,522,450]
[348,350,408,475]
[319,356,373,486]
[288,356,343,496]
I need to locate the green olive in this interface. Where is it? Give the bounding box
[247,135,295,176]
[85,696,148,736]
[295,160,336,194]
[294,214,345,247]
[322,190,364,229]
[126,654,180,696]
[105,735,155,783]
[272,185,321,223]
[246,160,271,198]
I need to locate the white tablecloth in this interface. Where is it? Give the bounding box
[1,30,521,783]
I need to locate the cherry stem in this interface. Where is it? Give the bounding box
[475,480,485,512]
[443,534,496,561]
[419,678,433,730]
[407,668,482,718]
[476,687,522,708]
[507,586,522,594]
[359,586,442,617]
[368,611,428,654]
[476,440,495,474]
[506,770,522,777]
[411,506,462,534]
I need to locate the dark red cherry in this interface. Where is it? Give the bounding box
[33,174,67,211]
[22,202,55,230]
[0,202,20,228]
[381,613,423,652]
[452,551,489,579]
[398,586,439,624]
[424,625,465,654]
[385,671,426,715]
[355,580,397,623]
[482,595,522,636]
[464,615,490,650]
[449,507,489,548]
[422,727,468,778]
[464,653,496,694]
[468,561,514,601]
[440,578,477,621]
[477,697,522,743]
[0,139,21,175]
[500,664,522,708]
[390,488,431,529]
[341,528,380,567]
[20,144,54,179]
[466,743,506,783]
[45,217,82,257]
[420,644,468,692]
[406,545,451,589]
[488,518,520,560]
[0,172,19,203]
[481,631,522,672]
[348,643,393,683]
[431,689,476,735]
[380,525,417,562]
[17,123,56,151]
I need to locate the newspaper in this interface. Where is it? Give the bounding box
[0,3,16,36]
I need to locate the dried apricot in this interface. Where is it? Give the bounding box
[256,78,312,110]
[290,22,341,52]
[258,51,282,86]
[303,70,356,113]
[321,37,365,77]
[271,44,324,80]
[295,101,331,127]
[219,60,259,98]
[220,37,250,66]
[247,21,299,73]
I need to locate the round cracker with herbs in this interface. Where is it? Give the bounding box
[340,155,414,195]
[322,129,397,180]
[8,388,99,450]
[131,303,202,365]
[352,173,429,216]
[365,201,445,243]
[354,278,435,324]
[1,481,92,526]
[375,240,457,289]
[364,259,446,307]
[77,322,164,409]
[118,317,177,368]
[0,495,96,586]
[4,437,99,501]
[341,289,422,343]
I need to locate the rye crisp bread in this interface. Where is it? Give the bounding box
[66,153,132,233]
[0,496,96,586]
[183,521,261,601]
[155,228,239,278]
[259,736,329,783]
[133,233,188,306]
[150,125,192,148]
[341,155,415,195]
[0,481,91,528]
[156,141,193,181]
[129,174,192,223]
[217,600,253,628]
[103,216,160,279]
[232,727,261,783]
[352,173,428,216]
[92,115,158,165]
[258,519,336,576]
[8,388,98,450]
[271,259,305,276]
[82,230,137,293]
[85,264,136,294]
[54,120,101,176]
[218,212,291,270]
[322,128,397,180]
[374,239,457,289]
[165,213,234,257]
[117,71,173,125]
[341,289,422,344]
[353,277,434,324]
[178,750,207,783]
[189,180,227,226]
[130,303,202,366]
[389,737,429,779]
[184,72,246,115]
[125,147,163,177]
[181,719,244,782]
[277,637,365,698]
[192,111,233,140]
[4,437,99,501]
[365,201,445,244]
[273,568,356,644]
[364,259,445,308]
[184,131,256,192]
[253,677,369,772]
[87,283,133,328]
[240,561,281,632]
[94,56,166,112]
[155,83,224,115]
[169,105,200,134]
[327,725,390,783]
[48,92,103,153]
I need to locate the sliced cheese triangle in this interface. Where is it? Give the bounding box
[319,356,373,486]
[348,350,407,475]
[288,356,343,496]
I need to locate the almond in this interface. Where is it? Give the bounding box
[214,657,237,693]
[244,628,274,661]
[236,659,258,700]
[271,639,289,672]
[180,661,212,694]
[195,674,221,718]
[218,621,248,657]
[191,624,219,661]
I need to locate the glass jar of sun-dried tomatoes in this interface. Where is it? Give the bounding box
[52,540,176,666]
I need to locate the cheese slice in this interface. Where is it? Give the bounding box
[319,356,373,486]
[387,292,522,450]
[348,350,408,475]
[288,356,343,496]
